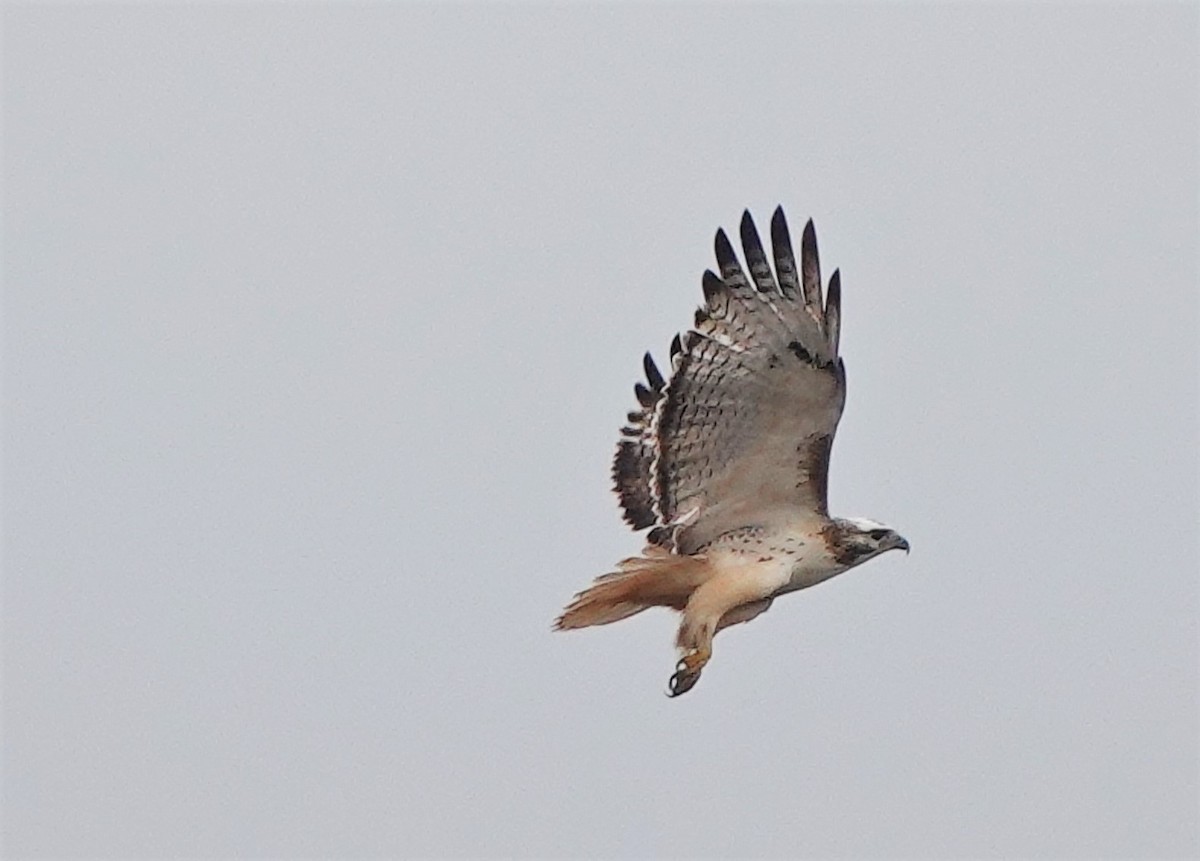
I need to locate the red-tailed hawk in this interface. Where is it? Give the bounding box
[555,207,909,696]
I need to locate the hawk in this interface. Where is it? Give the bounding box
[555,206,909,696]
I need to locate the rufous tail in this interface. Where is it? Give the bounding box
[554,550,711,630]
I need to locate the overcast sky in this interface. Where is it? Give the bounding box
[4,4,1197,859]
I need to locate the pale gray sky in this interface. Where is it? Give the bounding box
[4,4,1197,859]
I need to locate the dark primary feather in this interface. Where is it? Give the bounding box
[701,269,725,307]
[739,210,778,294]
[713,229,747,290]
[800,218,823,313]
[770,208,801,299]
[612,207,848,553]
[824,269,842,356]
[643,353,665,392]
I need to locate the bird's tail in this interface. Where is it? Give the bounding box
[554,549,711,630]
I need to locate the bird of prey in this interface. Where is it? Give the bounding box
[554,206,909,696]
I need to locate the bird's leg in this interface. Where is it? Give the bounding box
[668,568,781,697]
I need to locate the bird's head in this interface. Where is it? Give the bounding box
[831,517,910,566]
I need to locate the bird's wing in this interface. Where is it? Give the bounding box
[613,207,847,555]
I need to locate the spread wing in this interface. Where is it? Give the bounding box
[612,207,847,555]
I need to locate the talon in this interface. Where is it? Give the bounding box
[667,667,700,697]
[666,649,710,697]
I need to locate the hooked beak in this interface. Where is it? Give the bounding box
[891,535,910,555]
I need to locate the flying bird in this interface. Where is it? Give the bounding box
[555,206,908,696]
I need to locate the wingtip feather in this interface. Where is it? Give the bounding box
[771,206,790,242]
[739,210,778,293]
[800,218,822,309]
[643,352,665,391]
[825,269,842,356]
[701,269,725,298]
[714,228,735,262]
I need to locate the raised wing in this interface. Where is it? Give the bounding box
[612,207,847,554]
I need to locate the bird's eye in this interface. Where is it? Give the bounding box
[868,529,888,541]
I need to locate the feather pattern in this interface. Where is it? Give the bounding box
[611,207,847,554]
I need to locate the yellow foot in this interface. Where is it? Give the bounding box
[667,647,711,697]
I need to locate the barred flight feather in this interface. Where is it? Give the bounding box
[610,206,847,555]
